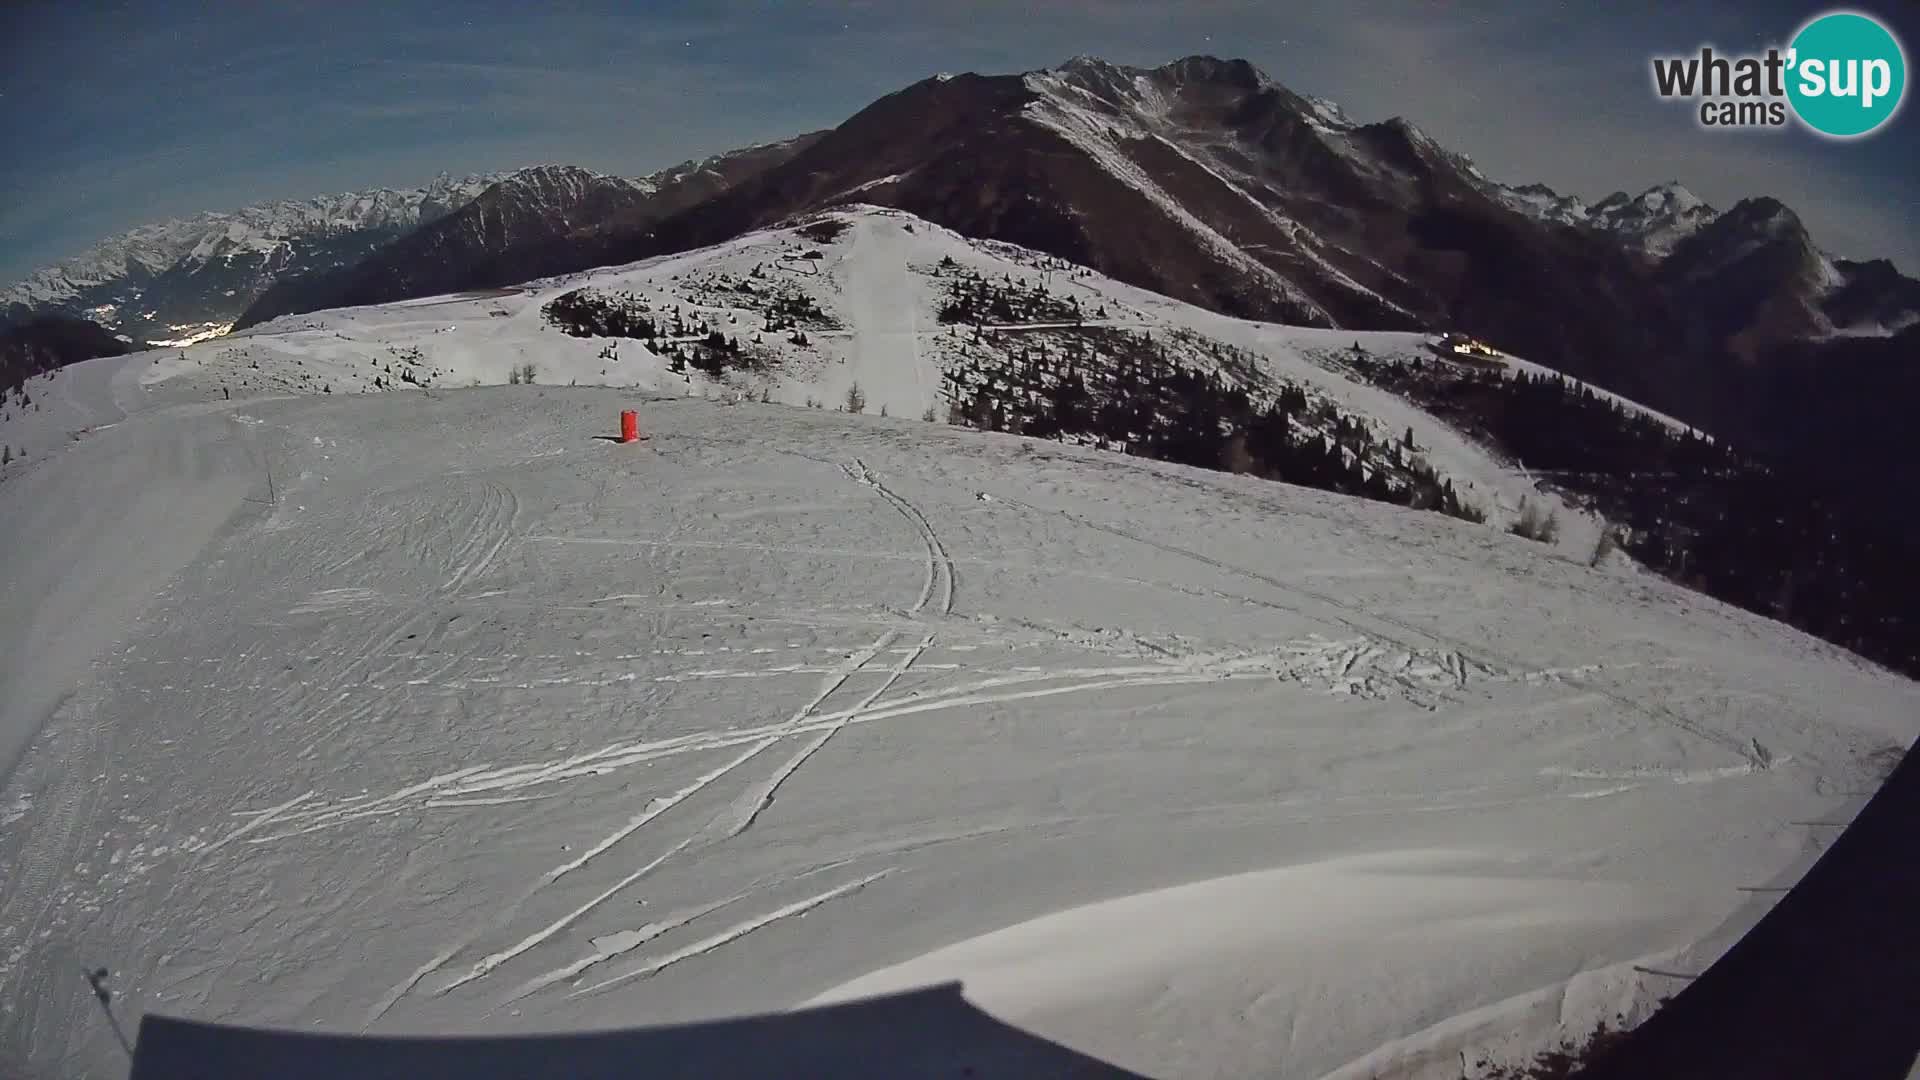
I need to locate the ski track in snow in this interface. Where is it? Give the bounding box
[434,835,699,997]
[727,630,938,839]
[197,789,316,854]
[567,869,895,1000]
[441,480,520,592]
[1003,492,1766,766]
[231,631,1509,844]
[367,742,776,1016]
[494,889,752,1008]
[711,460,957,836]
[366,458,961,1009]
[849,457,956,618]
[349,459,1496,1017]
[0,693,112,1060]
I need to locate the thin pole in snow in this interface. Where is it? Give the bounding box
[243,455,278,508]
[82,966,135,1063]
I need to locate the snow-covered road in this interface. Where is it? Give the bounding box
[2,380,1914,1078]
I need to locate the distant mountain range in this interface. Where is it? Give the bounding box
[236,136,822,327]
[1,135,826,346]
[2,173,503,344]
[6,54,1917,487]
[1494,180,1719,256]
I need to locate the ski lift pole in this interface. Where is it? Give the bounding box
[82,965,135,1063]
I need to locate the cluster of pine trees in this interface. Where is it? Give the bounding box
[1349,351,1920,678]
[664,330,765,379]
[759,290,830,333]
[374,345,435,389]
[542,288,660,340]
[936,267,1085,326]
[544,285,794,381]
[942,328,1481,523]
[3,379,34,418]
[687,267,836,333]
[1627,462,1920,676]
[1354,357,1729,480]
[795,219,849,245]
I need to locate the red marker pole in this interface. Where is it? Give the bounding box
[620,410,640,444]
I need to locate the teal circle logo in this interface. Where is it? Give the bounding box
[1787,11,1907,137]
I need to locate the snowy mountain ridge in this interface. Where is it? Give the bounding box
[0,172,510,345]
[3,145,823,347]
[3,172,504,311]
[434,165,656,239]
[1028,55,1719,263]
[1530,180,1718,257]
[231,135,828,331]
[1485,179,1720,257]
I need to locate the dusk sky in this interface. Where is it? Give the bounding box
[3,0,1916,285]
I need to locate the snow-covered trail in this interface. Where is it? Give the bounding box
[0,394,263,1078]
[43,352,137,431]
[0,397,258,779]
[0,351,146,478]
[1,385,1914,1078]
[830,215,938,417]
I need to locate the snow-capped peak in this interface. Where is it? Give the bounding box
[1059,54,1123,74]
[1157,55,1270,89]
[1037,55,1149,113]
[1634,181,1704,213]
[1589,183,1719,256]
[1301,94,1358,130]
[1718,195,1800,234]
[491,164,645,201]
[1489,181,1592,227]
[1380,116,1442,153]
[1040,54,1276,102]
[1494,180,1718,258]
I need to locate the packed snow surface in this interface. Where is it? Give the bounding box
[2,209,1916,1079]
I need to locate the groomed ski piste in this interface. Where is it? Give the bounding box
[1,207,1915,1078]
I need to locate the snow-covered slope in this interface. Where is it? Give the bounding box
[112,206,1660,551]
[4,207,1916,1080]
[1016,57,1419,328]
[1019,72,1341,326]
